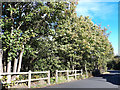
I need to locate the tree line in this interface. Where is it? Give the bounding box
[107,55,120,70]
[0,1,114,77]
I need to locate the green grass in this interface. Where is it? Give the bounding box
[31,83,47,88]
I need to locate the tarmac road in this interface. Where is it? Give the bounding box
[45,70,120,88]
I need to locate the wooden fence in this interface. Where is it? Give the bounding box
[0,70,50,88]
[0,69,84,88]
[56,69,83,83]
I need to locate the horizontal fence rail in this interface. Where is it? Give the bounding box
[0,69,89,88]
[56,69,83,83]
[0,70,50,88]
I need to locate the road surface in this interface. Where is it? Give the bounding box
[45,70,120,88]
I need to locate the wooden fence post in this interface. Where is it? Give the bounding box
[75,70,77,80]
[81,69,83,76]
[90,71,92,76]
[81,69,84,79]
[67,70,69,81]
[86,70,88,78]
[48,71,50,85]
[85,64,88,78]
[28,70,31,88]
[56,70,58,83]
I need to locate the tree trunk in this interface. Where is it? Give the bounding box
[0,50,3,73]
[0,49,3,79]
[0,3,3,79]
[0,3,2,70]
[17,45,24,72]
[7,60,11,83]
[12,52,19,80]
[72,58,75,70]
[3,60,6,72]
[13,58,18,72]
[85,64,88,78]
[7,61,11,72]
[7,26,13,82]
[13,52,18,72]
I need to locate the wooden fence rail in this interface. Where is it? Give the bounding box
[0,70,50,88]
[0,69,85,88]
[56,69,83,83]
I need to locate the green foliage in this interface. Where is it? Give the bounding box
[53,10,114,72]
[107,56,120,70]
[1,1,114,76]
[55,76,67,83]
[0,76,16,87]
[0,76,8,82]
[50,77,56,84]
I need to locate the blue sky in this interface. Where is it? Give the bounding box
[76,1,118,55]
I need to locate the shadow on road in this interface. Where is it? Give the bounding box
[95,70,120,85]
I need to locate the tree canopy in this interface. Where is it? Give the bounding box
[0,1,114,76]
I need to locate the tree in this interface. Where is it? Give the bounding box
[1,1,73,73]
[0,3,3,75]
[0,1,114,78]
[53,10,114,72]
